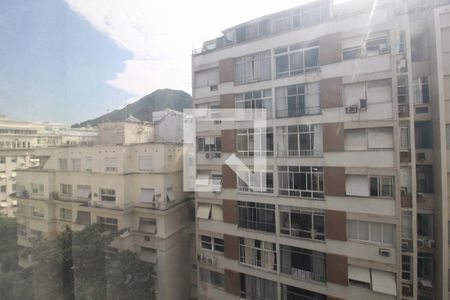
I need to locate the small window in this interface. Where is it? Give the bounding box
[369,176,394,198]
[99,188,116,202]
[59,158,68,170]
[138,156,152,171]
[30,183,44,195]
[104,157,118,172]
[31,207,44,218]
[76,185,91,199]
[139,218,157,234]
[60,184,72,196]
[71,158,81,171]
[60,208,72,221]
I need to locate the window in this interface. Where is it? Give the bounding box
[413,77,430,104]
[417,165,433,193]
[0,157,5,164]
[0,185,5,193]
[104,157,118,172]
[76,185,91,199]
[280,245,326,282]
[199,268,224,288]
[347,220,395,245]
[240,274,277,300]
[139,188,155,203]
[30,183,44,195]
[418,252,433,280]
[60,184,72,196]
[402,255,412,281]
[348,266,397,296]
[238,201,275,233]
[275,40,319,78]
[97,216,118,231]
[75,211,91,225]
[99,188,116,202]
[415,121,433,149]
[278,166,324,199]
[196,204,223,221]
[236,128,273,157]
[139,218,157,234]
[279,206,324,240]
[281,284,326,300]
[60,208,72,221]
[411,33,429,61]
[195,68,219,88]
[417,213,433,237]
[58,158,68,170]
[31,207,44,218]
[276,83,320,118]
[85,157,92,171]
[200,235,224,253]
[235,19,271,43]
[343,47,362,60]
[71,158,81,171]
[342,34,389,60]
[197,136,221,153]
[138,156,152,171]
[239,238,276,271]
[235,89,272,118]
[234,51,271,85]
[237,170,273,193]
[140,247,157,264]
[402,211,412,239]
[369,176,394,198]
[400,127,410,150]
[277,124,323,156]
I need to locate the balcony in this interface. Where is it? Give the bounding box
[398,103,409,118]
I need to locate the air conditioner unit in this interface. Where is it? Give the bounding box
[209,85,218,91]
[359,99,368,110]
[214,152,222,158]
[425,239,435,248]
[379,248,390,257]
[345,105,358,114]
[401,241,410,252]
[205,152,210,159]
[214,120,221,125]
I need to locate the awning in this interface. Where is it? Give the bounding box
[348,265,371,283]
[372,269,397,296]
[196,204,211,219]
[166,188,175,202]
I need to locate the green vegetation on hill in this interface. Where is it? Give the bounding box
[73,89,192,127]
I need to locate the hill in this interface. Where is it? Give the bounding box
[73,89,192,127]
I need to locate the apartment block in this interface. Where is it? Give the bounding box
[0,116,97,217]
[14,117,195,300]
[192,0,450,299]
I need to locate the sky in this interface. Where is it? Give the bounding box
[0,0,312,124]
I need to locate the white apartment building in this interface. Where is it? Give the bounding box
[192,0,450,299]
[0,117,97,217]
[14,116,195,300]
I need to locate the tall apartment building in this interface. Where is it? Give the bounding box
[192,0,450,299]
[14,114,194,300]
[0,117,97,217]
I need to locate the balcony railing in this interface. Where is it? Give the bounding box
[276,106,321,118]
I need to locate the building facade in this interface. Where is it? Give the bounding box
[192,0,450,299]
[14,119,195,300]
[0,117,97,217]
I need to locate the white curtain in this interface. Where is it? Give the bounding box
[366,79,391,104]
[344,128,367,151]
[368,127,393,149]
[344,82,365,106]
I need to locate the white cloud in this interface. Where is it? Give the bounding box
[64,0,310,99]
